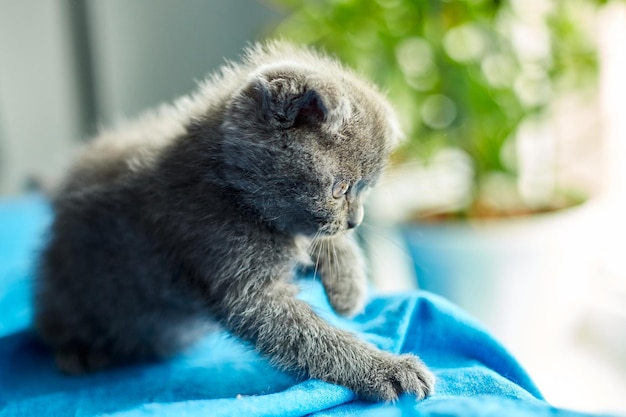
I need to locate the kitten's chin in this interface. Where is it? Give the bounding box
[279,214,347,238]
[317,223,347,237]
[292,224,339,238]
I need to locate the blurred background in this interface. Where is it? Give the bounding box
[0,0,624,414]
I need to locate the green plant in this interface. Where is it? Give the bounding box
[269,0,600,218]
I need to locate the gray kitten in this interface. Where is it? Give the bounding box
[34,41,435,401]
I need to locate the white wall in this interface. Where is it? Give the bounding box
[0,0,83,194]
[86,0,281,125]
[0,0,281,195]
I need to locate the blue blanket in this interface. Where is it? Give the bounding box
[0,195,606,416]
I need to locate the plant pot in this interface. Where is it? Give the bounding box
[398,204,598,359]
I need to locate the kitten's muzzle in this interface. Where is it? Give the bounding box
[347,204,364,230]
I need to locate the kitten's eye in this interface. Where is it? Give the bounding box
[332,181,350,199]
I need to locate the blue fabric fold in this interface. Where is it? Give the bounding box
[0,195,609,416]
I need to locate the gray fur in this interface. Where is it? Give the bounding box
[34,41,434,401]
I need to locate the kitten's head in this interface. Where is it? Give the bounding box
[220,46,401,237]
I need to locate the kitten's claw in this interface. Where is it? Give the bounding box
[359,354,435,402]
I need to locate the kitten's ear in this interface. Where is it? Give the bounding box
[243,77,327,128]
[290,89,327,127]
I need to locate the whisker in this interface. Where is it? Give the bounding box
[331,237,339,282]
[313,232,323,280]
[326,237,333,283]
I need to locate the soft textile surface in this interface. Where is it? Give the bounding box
[0,195,605,416]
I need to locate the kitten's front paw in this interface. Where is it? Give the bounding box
[324,268,367,317]
[54,349,114,374]
[359,353,435,402]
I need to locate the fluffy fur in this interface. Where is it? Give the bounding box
[34,41,434,401]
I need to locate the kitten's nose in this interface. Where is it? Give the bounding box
[347,205,364,229]
[347,218,360,229]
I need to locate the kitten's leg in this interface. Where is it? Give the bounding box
[219,282,435,402]
[312,234,367,317]
[54,349,115,375]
